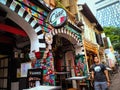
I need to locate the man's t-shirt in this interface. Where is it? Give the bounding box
[91,64,107,82]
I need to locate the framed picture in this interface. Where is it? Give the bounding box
[21,62,32,77]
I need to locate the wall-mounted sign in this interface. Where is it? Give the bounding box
[27,68,43,88]
[48,8,67,28]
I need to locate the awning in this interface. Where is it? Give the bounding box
[84,38,99,54]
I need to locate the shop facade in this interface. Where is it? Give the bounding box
[0,0,87,89]
[84,39,99,69]
[78,4,104,70]
[103,35,117,68]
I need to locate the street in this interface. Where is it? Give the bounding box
[109,67,120,90]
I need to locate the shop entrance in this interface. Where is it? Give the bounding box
[52,35,75,72]
[86,51,96,70]
[0,17,30,90]
[52,35,75,88]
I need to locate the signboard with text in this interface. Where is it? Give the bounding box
[27,68,43,88]
[48,8,67,28]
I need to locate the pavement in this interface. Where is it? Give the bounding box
[109,67,120,90]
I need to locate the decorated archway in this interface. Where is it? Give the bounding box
[49,27,88,87]
[51,27,84,55]
[0,0,46,56]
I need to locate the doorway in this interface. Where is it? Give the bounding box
[0,18,30,90]
[52,35,75,89]
[52,35,75,72]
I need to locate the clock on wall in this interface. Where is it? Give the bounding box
[45,33,53,45]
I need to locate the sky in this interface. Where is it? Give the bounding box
[77,0,96,15]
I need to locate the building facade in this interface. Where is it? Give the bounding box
[95,0,120,27]
[0,0,86,89]
[102,33,117,67]
[0,0,109,90]
[78,3,104,70]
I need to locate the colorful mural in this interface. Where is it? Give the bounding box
[15,0,55,85]
[30,51,55,85]
[75,54,87,76]
[17,0,52,33]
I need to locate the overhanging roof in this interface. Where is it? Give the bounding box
[79,3,103,31]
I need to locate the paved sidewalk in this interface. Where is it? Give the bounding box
[109,68,120,90]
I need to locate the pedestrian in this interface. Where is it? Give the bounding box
[90,55,110,90]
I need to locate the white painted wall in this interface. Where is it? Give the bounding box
[81,14,97,44]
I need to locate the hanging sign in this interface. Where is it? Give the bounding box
[48,8,67,28]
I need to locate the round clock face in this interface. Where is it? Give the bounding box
[45,33,53,44]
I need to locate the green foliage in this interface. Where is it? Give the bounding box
[103,26,120,53]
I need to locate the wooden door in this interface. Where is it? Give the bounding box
[0,56,9,90]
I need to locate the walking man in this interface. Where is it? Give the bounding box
[90,56,110,90]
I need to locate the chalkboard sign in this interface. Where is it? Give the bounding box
[27,68,43,88]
